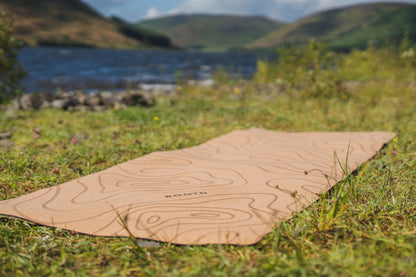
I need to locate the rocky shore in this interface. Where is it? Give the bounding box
[1,80,218,112]
[5,90,156,112]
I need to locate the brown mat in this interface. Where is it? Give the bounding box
[0,128,394,245]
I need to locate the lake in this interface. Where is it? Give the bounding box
[18,47,271,93]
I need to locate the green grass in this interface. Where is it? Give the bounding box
[1,42,416,276]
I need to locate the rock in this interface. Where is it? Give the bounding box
[85,96,101,107]
[140,91,155,106]
[60,95,79,110]
[40,101,51,109]
[9,89,155,112]
[99,91,113,98]
[74,90,88,105]
[92,105,106,112]
[120,91,154,107]
[139,84,176,94]
[102,96,117,107]
[30,93,44,110]
[57,92,72,99]
[68,105,89,112]
[188,79,214,87]
[67,96,79,109]
[73,90,87,97]
[51,99,68,109]
[99,92,116,107]
[0,132,12,140]
[14,92,56,110]
[17,94,33,110]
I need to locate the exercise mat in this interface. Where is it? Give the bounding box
[0,128,395,245]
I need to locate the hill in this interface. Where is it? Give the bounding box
[0,0,172,49]
[137,14,286,51]
[249,2,416,50]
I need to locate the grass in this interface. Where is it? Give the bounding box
[1,42,416,276]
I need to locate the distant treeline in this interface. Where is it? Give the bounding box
[36,35,94,48]
[111,16,174,48]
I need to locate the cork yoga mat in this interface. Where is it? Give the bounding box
[0,128,395,245]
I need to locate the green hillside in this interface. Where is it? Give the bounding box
[0,0,172,49]
[249,3,416,50]
[137,14,286,51]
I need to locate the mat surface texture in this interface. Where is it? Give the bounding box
[0,128,395,245]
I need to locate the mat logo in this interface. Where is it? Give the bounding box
[165,192,208,198]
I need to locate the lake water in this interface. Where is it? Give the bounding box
[18,47,270,93]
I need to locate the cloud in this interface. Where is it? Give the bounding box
[145,7,161,19]
[171,0,318,21]
[174,0,258,15]
[171,0,416,22]
[82,0,416,22]
[83,0,124,9]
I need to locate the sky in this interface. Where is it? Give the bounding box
[82,0,416,23]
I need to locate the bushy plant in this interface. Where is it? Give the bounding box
[255,41,345,99]
[0,11,26,103]
[339,39,416,82]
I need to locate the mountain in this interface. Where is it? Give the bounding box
[3,1,413,51]
[137,14,286,51]
[249,3,416,50]
[0,0,172,49]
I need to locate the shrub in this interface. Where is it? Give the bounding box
[255,41,345,99]
[0,11,26,103]
[339,39,416,82]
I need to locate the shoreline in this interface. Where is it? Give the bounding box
[4,90,156,112]
[3,79,216,112]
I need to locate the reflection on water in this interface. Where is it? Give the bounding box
[18,47,267,93]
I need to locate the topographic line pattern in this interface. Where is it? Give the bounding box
[0,128,395,245]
